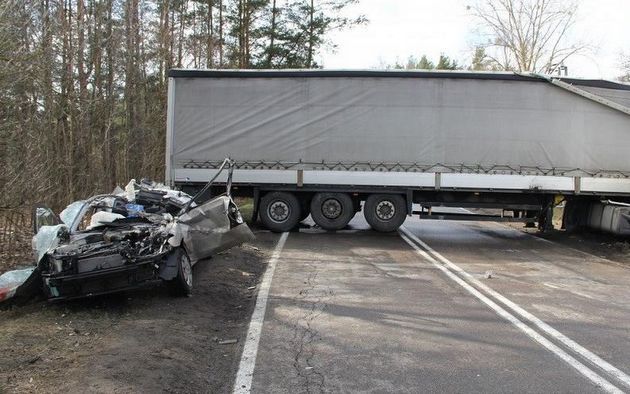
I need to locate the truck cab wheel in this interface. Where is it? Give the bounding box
[364,194,407,232]
[259,192,302,232]
[310,192,355,231]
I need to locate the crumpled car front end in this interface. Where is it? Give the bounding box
[30,159,254,302]
[39,218,176,300]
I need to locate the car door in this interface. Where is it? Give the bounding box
[177,195,254,263]
[32,204,61,234]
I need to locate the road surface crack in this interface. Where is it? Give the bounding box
[290,265,334,394]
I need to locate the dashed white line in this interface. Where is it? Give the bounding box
[233,232,289,394]
[399,226,625,394]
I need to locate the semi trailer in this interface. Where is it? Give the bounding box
[165,69,630,234]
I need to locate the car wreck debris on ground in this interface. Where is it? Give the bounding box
[2,158,254,304]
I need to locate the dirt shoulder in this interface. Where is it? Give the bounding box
[0,233,275,394]
[506,223,630,265]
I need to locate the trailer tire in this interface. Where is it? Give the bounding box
[310,193,355,231]
[364,194,407,232]
[259,192,301,232]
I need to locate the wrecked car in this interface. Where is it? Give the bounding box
[29,159,254,301]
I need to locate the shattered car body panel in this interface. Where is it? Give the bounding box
[30,159,254,302]
[0,268,35,302]
[177,195,249,263]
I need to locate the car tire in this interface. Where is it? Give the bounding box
[259,192,301,232]
[364,194,407,232]
[168,249,193,296]
[310,192,355,231]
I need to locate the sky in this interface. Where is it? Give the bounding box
[319,0,630,80]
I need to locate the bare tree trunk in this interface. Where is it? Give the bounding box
[307,0,314,68]
[266,0,277,68]
[244,0,250,67]
[206,0,214,68]
[59,0,75,200]
[76,0,89,192]
[103,0,115,188]
[158,1,170,82]
[41,0,55,175]
[238,0,244,67]
[191,2,198,67]
[124,0,141,181]
[177,2,185,67]
[218,0,223,67]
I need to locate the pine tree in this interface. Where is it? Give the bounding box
[470,46,496,71]
[436,54,459,70]
[417,55,435,70]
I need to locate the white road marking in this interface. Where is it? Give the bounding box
[233,232,289,394]
[399,227,624,394]
[401,225,630,390]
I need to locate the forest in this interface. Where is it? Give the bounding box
[0,0,364,209]
[1,0,628,210]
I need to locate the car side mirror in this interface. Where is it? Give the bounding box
[32,204,61,234]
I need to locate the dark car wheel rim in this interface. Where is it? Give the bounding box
[375,200,395,220]
[269,201,290,223]
[322,198,343,219]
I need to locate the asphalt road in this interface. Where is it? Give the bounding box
[238,216,630,394]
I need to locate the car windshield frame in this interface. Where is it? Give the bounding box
[60,195,121,233]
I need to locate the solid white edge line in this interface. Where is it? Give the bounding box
[398,230,622,394]
[400,225,630,390]
[233,232,289,394]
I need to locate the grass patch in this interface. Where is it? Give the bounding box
[235,197,255,224]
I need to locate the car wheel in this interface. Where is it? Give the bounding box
[310,192,355,231]
[168,249,193,296]
[364,194,407,232]
[259,192,301,232]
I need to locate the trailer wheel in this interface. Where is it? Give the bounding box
[259,192,301,232]
[364,194,407,232]
[310,193,355,231]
